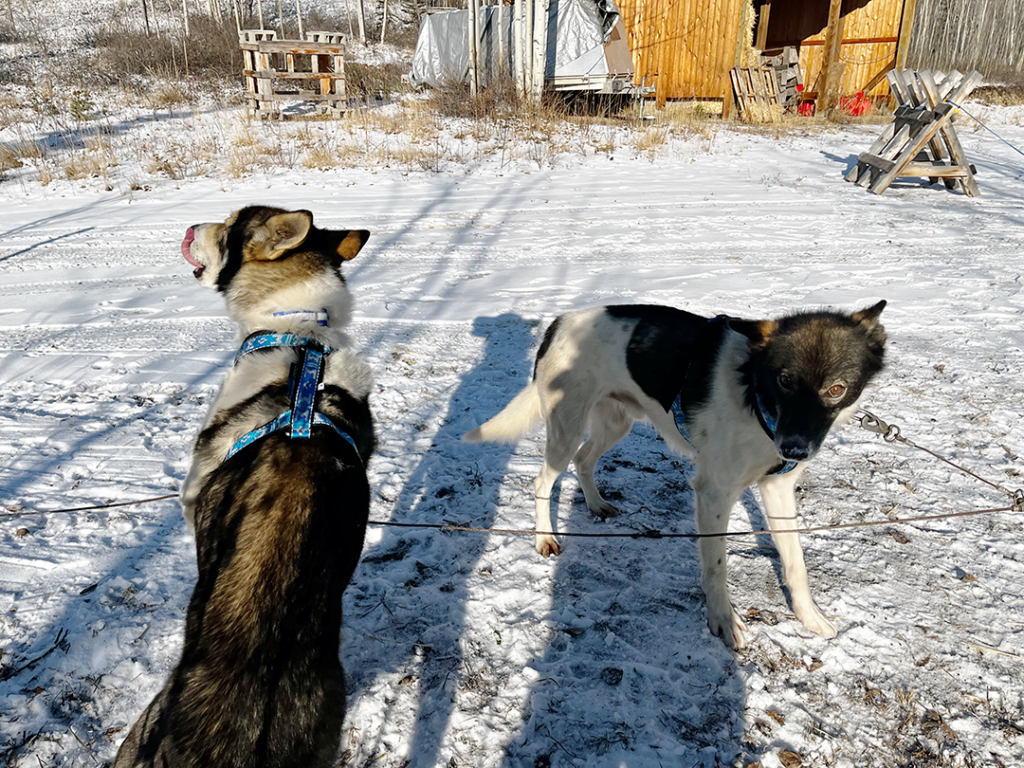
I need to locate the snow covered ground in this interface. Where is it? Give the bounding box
[1,97,1024,768]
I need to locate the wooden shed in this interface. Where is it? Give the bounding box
[616,0,917,110]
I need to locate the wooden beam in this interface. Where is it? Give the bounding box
[818,0,844,114]
[755,1,770,51]
[870,103,956,194]
[859,60,896,96]
[900,162,970,178]
[724,0,750,120]
[895,0,917,73]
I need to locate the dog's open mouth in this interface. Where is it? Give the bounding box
[180,227,205,279]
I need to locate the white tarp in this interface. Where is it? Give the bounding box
[408,6,511,90]
[408,0,630,91]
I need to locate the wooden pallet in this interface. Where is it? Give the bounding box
[764,46,802,110]
[240,30,348,119]
[730,66,782,123]
[844,69,981,196]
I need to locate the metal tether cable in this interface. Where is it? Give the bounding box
[4,409,1021,538]
[856,409,1024,505]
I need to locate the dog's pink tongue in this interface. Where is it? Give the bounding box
[181,228,202,268]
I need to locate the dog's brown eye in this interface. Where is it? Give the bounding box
[828,383,846,398]
[778,372,793,390]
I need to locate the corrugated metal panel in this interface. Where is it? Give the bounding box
[618,0,745,101]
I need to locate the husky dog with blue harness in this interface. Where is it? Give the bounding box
[465,302,886,648]
[114,206,374,768]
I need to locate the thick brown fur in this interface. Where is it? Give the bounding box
[115,206,374,767]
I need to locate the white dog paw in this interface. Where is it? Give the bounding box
[797,604,837,639]
[708,605,748,649]
[589,499,621,519]
[535,534,561,558]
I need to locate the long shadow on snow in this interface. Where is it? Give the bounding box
[343,313,535,767]
[0,105,228,162]
[500,423,748,767]
[0,352,228,762]
[0,500,193,765]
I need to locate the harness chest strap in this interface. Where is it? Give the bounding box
[669,394,798,476]
[668,318,797,477]
[224,332,359,463]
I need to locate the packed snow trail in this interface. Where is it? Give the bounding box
[2,114,1024,767]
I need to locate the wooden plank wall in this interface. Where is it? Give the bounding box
[765,0,906,99]
[617,0,747,103]
[906,0,1024,75]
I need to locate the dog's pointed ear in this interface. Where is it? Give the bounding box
[334,229,371,261]
[852,300,886,330]
[727,317,777,348]
[258,211,313,260]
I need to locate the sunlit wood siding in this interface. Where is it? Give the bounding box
[617,0,747,102]
[617,0,912,103]
[763,0,906,99]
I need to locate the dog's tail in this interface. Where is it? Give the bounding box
[463,381,543,444]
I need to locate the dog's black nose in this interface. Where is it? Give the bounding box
[776,437,811,461]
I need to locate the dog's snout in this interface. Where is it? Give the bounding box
[776,436,811,461]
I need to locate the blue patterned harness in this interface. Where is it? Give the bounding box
[669,379,798,477]
[224,332,359,462]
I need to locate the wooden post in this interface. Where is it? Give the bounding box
[380,0,388,44]
[356,0,367,45]
[531,0,547,99]
[277,0,284,35]
[255,0,264,30]
[180,0,191,76]
[513,0,524,96]
[895,0,918,73]
[295,0,304,39]
[818,0,844,115]
[468,0,479,98]
[497,0,505,77]
[755,1,770,51]
[523,0,533,98]
[723,0,749,121]
[344,0,355,38]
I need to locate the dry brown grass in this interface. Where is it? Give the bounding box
[973,84,1024,106]
[428,76,545,123]
[12,135,45,160]
[301,144,340,169]
[0,145,23,176]
[632,125,668,157]
[146,83,191,111]
[346,61,411,104]
[63,152,109,181]
[89,13,242,85]
[658,101,721,140]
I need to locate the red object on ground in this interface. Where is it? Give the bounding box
[839,91,873,117]
[796,84,815,116]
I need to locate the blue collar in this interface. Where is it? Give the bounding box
[670,391,798,477]
[271,308,330,326]
[751,382,798,475]
[224,332,359,463]
[668,315,796,476]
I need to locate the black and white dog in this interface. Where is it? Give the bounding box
[465,302,886,648]
[114,206,374,767]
